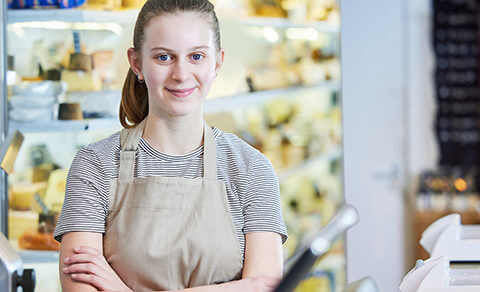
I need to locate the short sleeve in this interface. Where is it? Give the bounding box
[53,147,109,242]
[242,153,288,243]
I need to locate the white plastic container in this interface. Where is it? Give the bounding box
[400,256,480,291]
[420,213,480,261]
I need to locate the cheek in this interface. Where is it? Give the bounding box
[143,66,168,86]
[196,65,216,84]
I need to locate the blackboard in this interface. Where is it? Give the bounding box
[433,0,480,166]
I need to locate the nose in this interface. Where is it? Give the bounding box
[171,59,191,82]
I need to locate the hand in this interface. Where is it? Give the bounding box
[62,246,132,291]
[245,276,281,292]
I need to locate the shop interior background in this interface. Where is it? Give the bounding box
[2,0,471,291]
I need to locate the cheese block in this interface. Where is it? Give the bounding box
[44,169,68,213]
[85,0,122,9]
[58,103,83,120]
[122,0,147,7]
[61,70,102,92]
[69,52,92,71]
[18,227,60,251]
[91,50,113,80]
[9,182,47,211]
[8,210,38,240]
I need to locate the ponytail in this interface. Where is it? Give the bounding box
[119,68,149,128]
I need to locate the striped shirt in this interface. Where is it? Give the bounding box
[54,127,288,259]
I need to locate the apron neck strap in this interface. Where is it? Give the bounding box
[203,121,217,180]
[120,118,147,151]
[118,118,146,179]
[118,118,217,180]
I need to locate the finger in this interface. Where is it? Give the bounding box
[74,246,102,256]
[63,263,103,276]
[65,254,108,272]
[65,253,98,264]
[73,246,109,265]
[65,253,119,280]
[70,273,107,291]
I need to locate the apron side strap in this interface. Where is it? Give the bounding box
[119,151,136,179]
[203,122,217,180]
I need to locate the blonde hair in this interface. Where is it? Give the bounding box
[119,0,221,128]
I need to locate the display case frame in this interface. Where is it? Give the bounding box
[1,0,9,236]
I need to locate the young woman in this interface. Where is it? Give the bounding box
[55,0,288,291]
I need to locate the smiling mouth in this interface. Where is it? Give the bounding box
[166,87,196,98]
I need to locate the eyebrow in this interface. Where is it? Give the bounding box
[150,45,211,52]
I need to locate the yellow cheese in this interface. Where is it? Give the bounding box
[295,277,330,292]
[85,0,122,9]
[61,70,102,92]
[44,169,68,213]
[9,182,47,211]
[122,0,147,8]
[8,210,38,240]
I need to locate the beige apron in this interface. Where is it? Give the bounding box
[103,119,243,291]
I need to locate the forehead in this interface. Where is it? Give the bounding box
[143,12,215,51]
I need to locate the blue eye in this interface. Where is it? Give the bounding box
[192,54,203,61]
[158,54,171,61]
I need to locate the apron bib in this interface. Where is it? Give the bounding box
[103,119,243,291]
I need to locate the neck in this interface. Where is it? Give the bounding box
[142,113,204,156]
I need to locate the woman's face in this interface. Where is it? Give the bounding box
[137,12,223,118]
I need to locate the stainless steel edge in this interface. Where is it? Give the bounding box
[0,0,9,236]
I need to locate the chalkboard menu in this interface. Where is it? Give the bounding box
[433,0,480,166]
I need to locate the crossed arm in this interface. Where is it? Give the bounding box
[60,231,283,292]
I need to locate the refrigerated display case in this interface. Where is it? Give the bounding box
[1,1,343,291]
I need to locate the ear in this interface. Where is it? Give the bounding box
[127,47,143,78]
[214,49,225,76]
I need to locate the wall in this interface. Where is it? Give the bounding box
[342,0,437,289]
[342,0,408,290]
[405,0,437,273]
[407,0,437,174]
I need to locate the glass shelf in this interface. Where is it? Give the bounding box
[7,8,139,24]
[7,8,339,32]
[9,117,121,133]
[8,81,339,133]
[205,81,340,114]
[19,249,59,263]
[240,16,339,33]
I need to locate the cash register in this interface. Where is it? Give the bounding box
[400,213,480,291]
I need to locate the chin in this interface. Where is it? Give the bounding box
[166,103,202,118]
[152,92,204,118]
